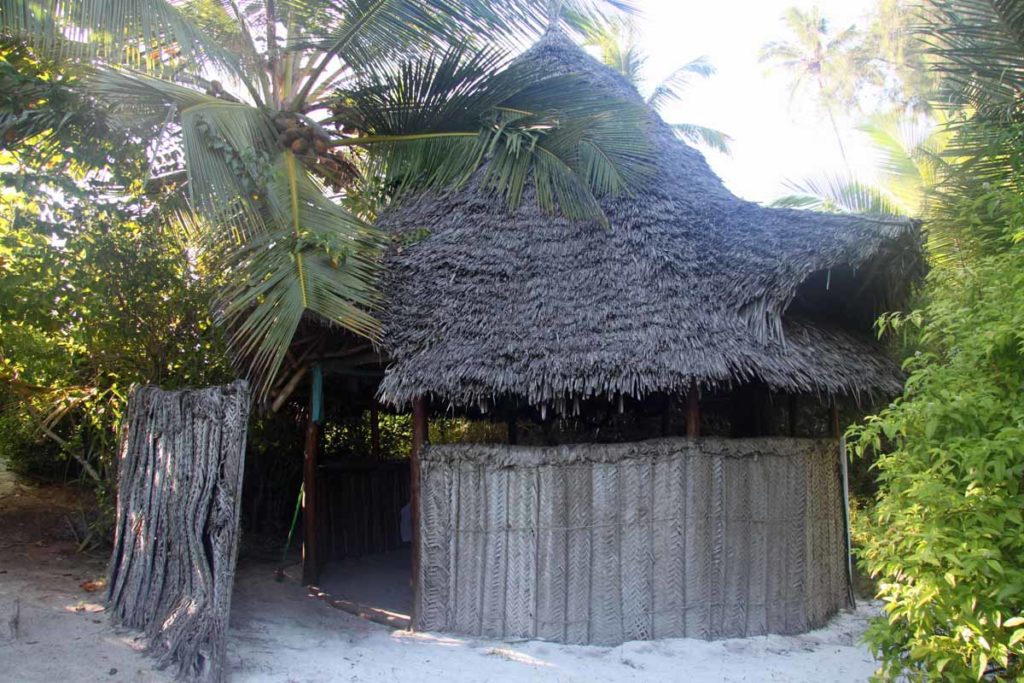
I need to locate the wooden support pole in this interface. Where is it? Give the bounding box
[370,400,381,458]
[661,393,671,436]
[302,397,320,586]
[838,435,857,609]
[763,390,775,437]
[751,385,764,436]
[410,396,428,628]
[686,382,700,438]
[507,414,518,445]
[271,365,308,413]
[788,394,798,437]
[830,401,841,439]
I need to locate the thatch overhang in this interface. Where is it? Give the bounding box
[375,29,924,409]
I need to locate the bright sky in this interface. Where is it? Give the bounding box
[630,0,879,203]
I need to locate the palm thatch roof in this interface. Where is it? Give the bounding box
[376,28,923,409]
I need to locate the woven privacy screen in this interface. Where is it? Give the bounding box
[417,437,848,644]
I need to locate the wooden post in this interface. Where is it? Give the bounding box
[788,394,798,437]
[507,414,518,445]
[686,382,700,438]
[302,398,320,585]
[370,400,381,458]
[410,396,428,628]
[830,400,841,439]
[838,435,857,608]
[751,385,764,436]
[661,394,671,436]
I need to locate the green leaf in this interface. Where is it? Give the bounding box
[0,0,241,77]
[646,55,715,111]
[339,44,655,222]
[215,151,384,401]
[772,173,906,216]
[974,653,988,680]
[668,123,733,155]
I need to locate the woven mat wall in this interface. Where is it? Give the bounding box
[417,437,848,644]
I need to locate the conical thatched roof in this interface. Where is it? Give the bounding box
[376,29,923,409]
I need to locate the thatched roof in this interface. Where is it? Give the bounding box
[376,29,923,409]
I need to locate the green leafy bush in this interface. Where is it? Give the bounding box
[849,202,1024,680]
[0,201,232,488]
[0,43,232,496]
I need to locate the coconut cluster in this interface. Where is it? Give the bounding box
[273,113,357,192]
[274,113,328,155]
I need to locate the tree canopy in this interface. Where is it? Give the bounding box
[0,0,654,400]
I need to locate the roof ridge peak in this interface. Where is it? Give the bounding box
[545,1,566,32]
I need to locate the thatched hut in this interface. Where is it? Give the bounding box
[300,28,922,645]
[379,30,918,409]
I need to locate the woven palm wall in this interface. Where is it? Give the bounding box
[416,437,848,644]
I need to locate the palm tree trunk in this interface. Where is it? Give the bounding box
[817,76,850,173]
[266,0,281,108]
[106,382,250,682]
[826,106,850,172]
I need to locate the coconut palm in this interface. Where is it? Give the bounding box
[774,114,943,213]
[923,0,1024,215]
[0,0,653,400]
[772,112,962,260]
[759,6,866,168]
[563,9,732,154]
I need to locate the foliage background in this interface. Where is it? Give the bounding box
[829,1,1024,680]
[0,43,232,509]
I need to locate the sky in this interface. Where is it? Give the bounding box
[626,0,880,203]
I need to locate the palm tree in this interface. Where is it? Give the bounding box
[773,114,942,213]
[564,9,732,154]
[923,0,1024,225]
[0,0,653,400]
[759,6,865,168]
[772,112,961,260]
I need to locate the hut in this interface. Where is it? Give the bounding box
[300,28,923,644]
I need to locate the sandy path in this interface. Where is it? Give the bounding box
[1,462,880,682]
[0,461,172,682]
[229,561,880,683]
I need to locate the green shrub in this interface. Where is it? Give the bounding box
[849,228,1024,681]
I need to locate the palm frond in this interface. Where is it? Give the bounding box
[0,0,240,77]
[337,46,514,135]
[646,56,714,111]
[79,66,223,122]
[530,141,605,223]
[290,0,557,107]
[560,7,643,85]
[784,6,828,48]
[80,66,383,399]
[774,174,905,216]
[216,151,383,399]
[78,67,271,237]
[860,115,922,180]
[826,24,859,52]
[758,42,804,64]
[921,0,1024,119]
[307,0,550,51]
[769,194,823,210]
[669,122,732,155]
[856,113,946,215]
[335,45,655,222]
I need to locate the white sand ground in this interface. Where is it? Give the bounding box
[1,462,881,682]
[230,563,881,683]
